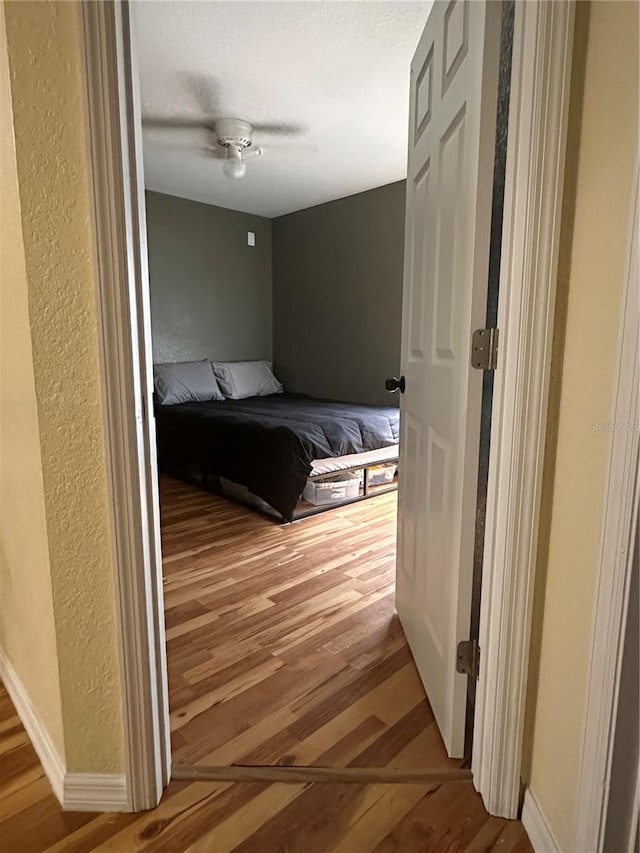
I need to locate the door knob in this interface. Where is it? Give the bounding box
[385,376,406,393]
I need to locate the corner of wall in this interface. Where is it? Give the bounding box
[3,0,126,778]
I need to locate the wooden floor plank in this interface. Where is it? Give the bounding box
[0,478,533,850]
[160,478,447,771]
[0,682,533,851]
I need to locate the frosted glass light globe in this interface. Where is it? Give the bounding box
[223,157,247,180]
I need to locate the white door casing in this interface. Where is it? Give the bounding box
[82,0,170,809]
[396,0,501,758]
[574,170,640,852]
[472,0,575,818]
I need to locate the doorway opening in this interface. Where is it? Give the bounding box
[131,0,512,780]
[85,0,577,818]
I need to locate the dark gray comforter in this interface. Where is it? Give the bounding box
[155,393,399,520]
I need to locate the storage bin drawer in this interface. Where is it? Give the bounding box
[303,477,361,505]
[367,463,397,486]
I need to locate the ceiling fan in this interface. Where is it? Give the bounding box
[205,117,281,180]
[142,73,314,180]
[142,114,316,181]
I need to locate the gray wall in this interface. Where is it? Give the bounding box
[145,191,272,363]
[272,181,405,406]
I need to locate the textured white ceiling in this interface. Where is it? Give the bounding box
[134,1,432,218]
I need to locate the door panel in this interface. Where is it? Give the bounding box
[396,0,501,758]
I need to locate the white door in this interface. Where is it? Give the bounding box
[396,0,501,758]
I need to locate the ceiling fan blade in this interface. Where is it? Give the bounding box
[260,142,318,153]
[142,115,217,131]
[142,115,307,140]
[252,121,306,137]
[142,133,223,159]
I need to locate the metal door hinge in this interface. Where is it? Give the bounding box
[471,328,499,370]
[456,639,480,679]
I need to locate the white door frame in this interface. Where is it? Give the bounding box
[573,171,640,852]
[82,0,170,810]
[81,0,574,815]
[472,0,575,817]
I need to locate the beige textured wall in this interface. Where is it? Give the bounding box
[3,0,125,774]
[523,2,639,849]
[0,3,65,761]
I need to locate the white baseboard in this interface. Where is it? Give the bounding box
[0,647,65,804]
[64,772,129,812]
[521,788,561,853]
[0,647,130,812]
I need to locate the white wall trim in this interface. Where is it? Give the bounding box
[472,0,575,818]
[573,171,640,852]
[0,648,132,812]
[63,773,129,813]
[0,648,65,805]
[521,788,560,853]
[81,0,170,812]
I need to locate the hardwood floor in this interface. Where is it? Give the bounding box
[0,477,532,850]
[0,683,533,852]
[161,476,450,771]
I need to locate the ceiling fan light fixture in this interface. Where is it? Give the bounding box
[223,156,247,180]
[222,142,247,180]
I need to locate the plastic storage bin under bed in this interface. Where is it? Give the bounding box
[218,449,399,518]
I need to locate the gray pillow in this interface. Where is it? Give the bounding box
[153,360,224,405]
[212,360,283,399]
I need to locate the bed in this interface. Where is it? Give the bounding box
[155,393,400,522]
